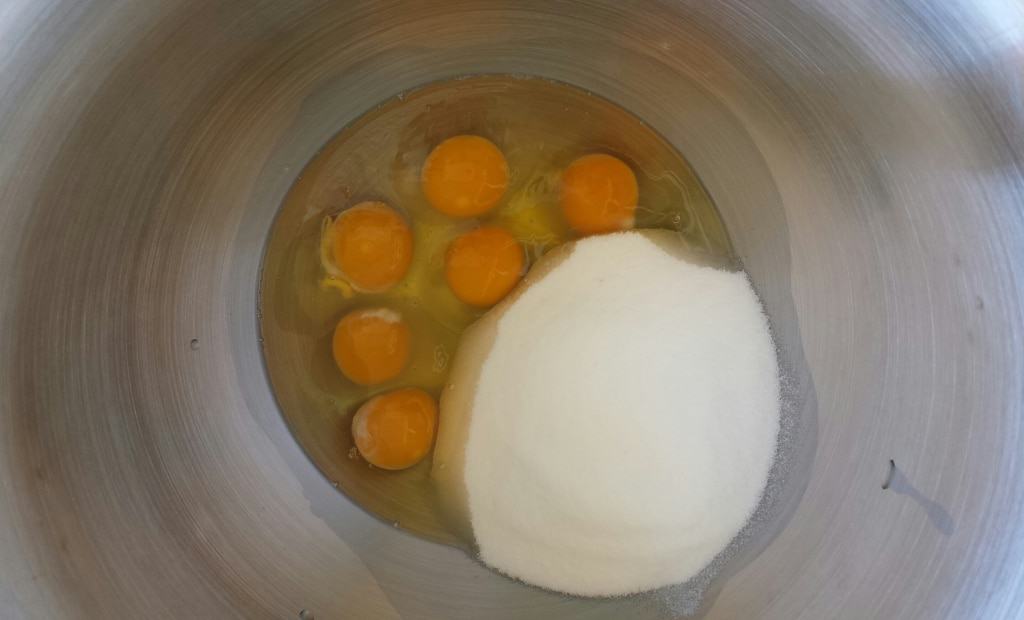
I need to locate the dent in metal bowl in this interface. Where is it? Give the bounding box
[1,1,1022,618]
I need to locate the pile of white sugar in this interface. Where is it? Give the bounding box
[442,230,780,597]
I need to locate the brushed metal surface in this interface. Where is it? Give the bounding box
[1,1,1022,619]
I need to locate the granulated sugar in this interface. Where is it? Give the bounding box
[456,230,780,597]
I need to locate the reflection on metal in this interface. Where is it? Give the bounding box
[0,1,1021,619]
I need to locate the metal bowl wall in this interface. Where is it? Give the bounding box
[1,1,1022,619]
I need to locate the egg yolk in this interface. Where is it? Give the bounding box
[421,135,509,217]
[445,226,525,307]
[559,153,638,235]
[332,308,411,386]
[330,202,413,293]
[351,387,438,470]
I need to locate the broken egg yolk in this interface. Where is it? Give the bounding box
[560,153,638,235]
[421,135,509,217]
[351,387,438,470]
[327,202,413,293]
[445,226,525,307]
[332,308,411,386]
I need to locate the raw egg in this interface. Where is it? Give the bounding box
[351,387,438,470]
[421,135,509,217]
[445,226,525,307]
[326,201,413,293]
[332,308,411,386]
[560,153,638,235]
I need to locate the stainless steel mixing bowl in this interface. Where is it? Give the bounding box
[1,1,1022,618]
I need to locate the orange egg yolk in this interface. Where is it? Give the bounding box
[351,388,438,470]
[331,202,413,293]
[445,226,525,307]
[332,308,411,386]
[421,135,509,217]
[559,153,638,235]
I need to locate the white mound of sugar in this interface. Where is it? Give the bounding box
[461,231,780,597]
